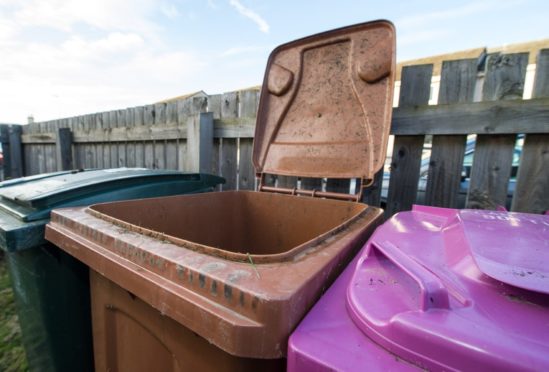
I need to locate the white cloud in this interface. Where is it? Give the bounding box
[229,0,269,33]
[0,0,208,122]
[0,41,206,121]
[0,19,18,46]
[13,0,160,38]
[62,32,145,58]
[161,3,180,19]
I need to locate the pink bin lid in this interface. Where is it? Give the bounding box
[347,205,549,371]
[460,209,549,294]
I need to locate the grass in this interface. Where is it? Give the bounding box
[0,255,28,372]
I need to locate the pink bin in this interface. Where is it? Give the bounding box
[288,205,549,371]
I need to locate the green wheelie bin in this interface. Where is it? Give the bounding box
[0,168,224,372]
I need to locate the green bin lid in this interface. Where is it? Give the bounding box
[0,168,224,251]
[0,170,75,188]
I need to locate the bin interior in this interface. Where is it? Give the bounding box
[89,191,367,260]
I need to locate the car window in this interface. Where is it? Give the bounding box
[463,151,474,167]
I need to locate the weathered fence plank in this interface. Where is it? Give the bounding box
[26,129,40,174]
[425,58,477,207]
[41,122,51,172]
[39,122,49,173]
[219,92,239,190]
[467,53,528,209]
[99,113,109,168]
[56,127,73,170]
[8,125,25,178]
[140,104,152,125]
[391,97,549,135]
[511,135,549,213]
[176,103,186,172]
[221,139,237,190]
[185,113,213,173]
[115,110,127,167]
[238,138,255,190]
[512,49,549,213]
[93,114,103,168]
[91,114,101,168]
[143,105,155,169]
[133,106,145,167]
[467,135,517,209]
[84,115,95,168]
[483,53,529,101]
[208,94,222,119]
[386,64,432,216]
[154,103,167,125]
[0,125,13,178]
[221,91,239,118]
[237,89,259,190]
[125,109,136,168]
[165,140,178,170]
[30,124,41,173]
[209,95,222,185]
[154,140,165,169]
[176,141,187,172]
[107,111,118,168]
[144,142,154,168]
[153,103,166,169]
[326,179,351,194]
[301,177,323,191]
[165,103,178,170]
[238,89,259,117]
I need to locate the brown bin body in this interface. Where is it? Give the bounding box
[89,269,285,371]
[45,20,395,371]
[47,192,382,362]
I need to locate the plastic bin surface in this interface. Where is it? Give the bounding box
[288,205,549,371]
[0,168,223,372]
[0,168,223,251]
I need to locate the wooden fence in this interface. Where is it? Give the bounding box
[1,49,548,217]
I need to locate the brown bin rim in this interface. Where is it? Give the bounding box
[86,191,371,264]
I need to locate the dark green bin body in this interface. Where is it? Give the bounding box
[0,169,224,372]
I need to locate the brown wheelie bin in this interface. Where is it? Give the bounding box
[45,20,396,371]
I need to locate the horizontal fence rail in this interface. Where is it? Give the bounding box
[1,48,548,217]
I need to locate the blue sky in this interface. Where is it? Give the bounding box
[1,0,548,122]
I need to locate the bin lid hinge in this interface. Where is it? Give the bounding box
[256,173,370,202]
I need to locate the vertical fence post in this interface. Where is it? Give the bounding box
[56,127,74,171]
[425,58,478,208]
[385,64,433,218]
[186,112,213,173]
[0,125,11,179]
[8,125,24,178]
[466,53,528,209]
[511,49,549,213]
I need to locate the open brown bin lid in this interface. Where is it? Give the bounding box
[253,20,396,181]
